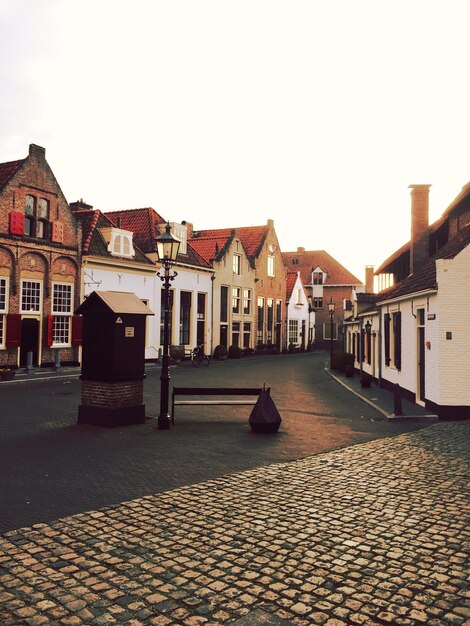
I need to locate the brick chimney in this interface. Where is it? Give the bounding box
[365,265,374,293]
[70,199,94,212]
[29,144,46,163]
[297,246,305,253]
[409,184,431,274]
[182,220,193,238]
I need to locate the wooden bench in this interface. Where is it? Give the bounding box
[171,386,270,423]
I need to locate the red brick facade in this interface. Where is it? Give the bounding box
[0,145,81,368]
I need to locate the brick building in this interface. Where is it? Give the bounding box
[0,144,81,368]
[192,219,287,350]
[282,248,363,350]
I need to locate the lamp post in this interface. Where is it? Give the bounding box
[156,222,181,430]
[328,298,335,368]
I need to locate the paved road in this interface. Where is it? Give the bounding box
[1,420,468,625]
[0,353,429,533]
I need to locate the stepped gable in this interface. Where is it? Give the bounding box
[282,249,362,286]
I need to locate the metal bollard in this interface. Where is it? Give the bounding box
[54,349,61,370]
[393,383,403,416]
[26,350,33,373]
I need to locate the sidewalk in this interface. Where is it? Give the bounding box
[326,368,439,421]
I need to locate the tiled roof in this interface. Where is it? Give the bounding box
[74,209,153,265]
[189,234,234,263]
[286,271,300,300]
[105,208,166,254]
[282,250,362,286]
[0,159,26,191]
[378,223,470,302]
[105,208,212,270]
[192,225,269,260]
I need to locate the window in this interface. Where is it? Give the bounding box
[24,195,49,238]
[179,291,191,345]
[289,319,299,344]
[313,271,323,285]
[267,298,274,344]
[233,254,241,275]
[276,300,282,324]
[384,312,401,369]
[243,322,251,348]
[220,286,229,323]
[323,322,337,340]
[267,255,275,277]
[296,288,302,305]
[0,278,7,347]
[243,288,251,315]
[313,297,323,309]
[232,287,241,314]
[21,280,41,313]
[51,283,73,345]
[232,322,240,347]
[197,293,206,346]
[111,233,134,257]
[257,297,264,345]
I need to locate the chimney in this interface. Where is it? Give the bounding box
[365,265,374,293]
[29,144,45,163]
[409,184,431,274]
[70,199,94,212]
[297,246,305,253]
[182,220,193,238]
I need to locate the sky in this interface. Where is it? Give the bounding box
[1,0,470,283]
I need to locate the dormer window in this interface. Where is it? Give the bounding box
[100,227,135,258]
[312,270,324,285]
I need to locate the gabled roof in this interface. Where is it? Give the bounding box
[76,291,154,315]
[0,159,26,191]
[286,271,305,300]
[192,225,270,260]
[105,208,211,270]
[190,233,235,263]
[378,223,470,302]
[376,182,470,274]
[282,250,362,286]
[74,209,153,265]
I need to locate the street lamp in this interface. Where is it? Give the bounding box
[328,298,335,368]
[156,222,181,430]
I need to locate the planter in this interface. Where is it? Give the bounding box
[0,370,16,381]
[360,374,372,388]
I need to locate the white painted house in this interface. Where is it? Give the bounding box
[286,271,314,349]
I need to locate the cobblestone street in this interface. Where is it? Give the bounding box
[1,420,469,626]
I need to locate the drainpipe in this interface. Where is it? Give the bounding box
[378,308,383,386]
[359,318,363,375]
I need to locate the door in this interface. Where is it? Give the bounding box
[417,309,425,404]
[20,319,39,367]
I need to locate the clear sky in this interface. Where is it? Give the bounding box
[1,0,469,283]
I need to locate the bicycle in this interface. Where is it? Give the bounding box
[191,344,210,367]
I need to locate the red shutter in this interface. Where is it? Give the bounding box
[9,212,25,235]
[51,220,64,243]
[47,315,54,347]
[71,315,83,346]
[6,314,21,347]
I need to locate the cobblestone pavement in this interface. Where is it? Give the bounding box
[1,420,469,626]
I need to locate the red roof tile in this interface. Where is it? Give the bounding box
[282,250,362,286]
[192,225,269,260]
[286,271,300,300]
[0,159,26,191]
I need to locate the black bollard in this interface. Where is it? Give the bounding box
[393,383,403,416]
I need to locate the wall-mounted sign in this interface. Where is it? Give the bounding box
[427,313,436,320]
[446,332,452,340]
[115,317,123,324]
[125,327,135,338]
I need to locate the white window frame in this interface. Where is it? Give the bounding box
[243,288,251,314]
[0,277,8,348]
[267,255,275,277]
[20,279,42,314]
[52,282,73,346]
[233,254,241,275]
[289,319,299,344]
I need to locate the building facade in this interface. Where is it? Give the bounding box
[0,145,81,368]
